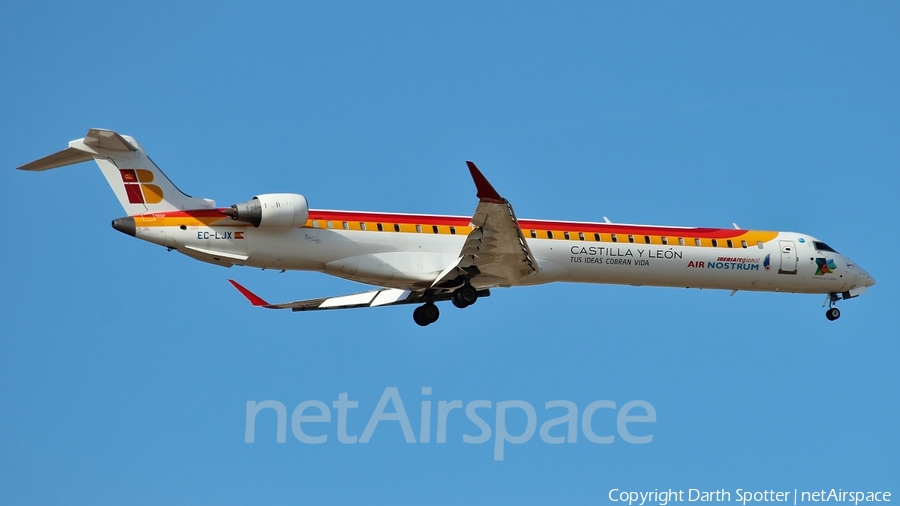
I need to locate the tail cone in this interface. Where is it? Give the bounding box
[111,216,136,237]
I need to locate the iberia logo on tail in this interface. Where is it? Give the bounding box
[120,169,163,204]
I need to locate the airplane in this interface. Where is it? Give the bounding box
[17,128,875,325]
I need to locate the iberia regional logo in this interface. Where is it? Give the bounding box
[120,169,164,204]
[815,258,837,276]
[763,254,771,271]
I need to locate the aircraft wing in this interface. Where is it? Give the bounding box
[432,162,540,288]
[229,279,489,311]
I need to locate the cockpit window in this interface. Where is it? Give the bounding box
[813,241,838,253]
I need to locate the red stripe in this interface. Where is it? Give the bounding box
[308,210,470,226]
[516,220,747,238]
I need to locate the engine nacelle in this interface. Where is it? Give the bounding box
[223,193,309,229]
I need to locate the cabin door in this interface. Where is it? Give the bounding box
[778,240,797,274]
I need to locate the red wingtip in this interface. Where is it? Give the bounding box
[228,279,269,307]
[466,161,504,203]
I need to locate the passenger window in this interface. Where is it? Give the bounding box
[644,235,650,244]
[547,231,554,239]
[694,238,701,246]
[741,240,747,248]
[530,230,537,238]
[342,221,349,230]
[377,223,383,232]
[564,231,570,240]
[594,233,601,241]
[578,232,585,241]
[360,222,367,231]
[416,224,422,233]
[312,220,319,228]
[727,240,733,248]
[611,234,618,242]
[678,237,685,246]
[712,239,718,247]
[757,241,764,249]
[394,224,400,232]
[449,226,456,235]
[433,225,439,234]
[326,220,333,229]
[628,234,634,243]
[662,237,668,245]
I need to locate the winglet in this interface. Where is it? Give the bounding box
[466,161,505,203]
[228,279,270,307]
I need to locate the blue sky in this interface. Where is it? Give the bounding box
[1,1,897,504]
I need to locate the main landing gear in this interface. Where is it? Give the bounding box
[824,293,841,321]
[412,284,480,326]
[451,284,478,309]
[413,303,440,327]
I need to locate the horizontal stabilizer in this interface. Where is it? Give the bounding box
[17,147,94,171]
[17,128,137,172]
[82,128,136,152]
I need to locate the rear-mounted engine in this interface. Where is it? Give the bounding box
[222,193,309,228]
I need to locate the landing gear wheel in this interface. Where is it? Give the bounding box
[413,303,440,326]
[452,284,478,308]
[826,307,841,321]
[422,303,440,324]
[413,306,429,326]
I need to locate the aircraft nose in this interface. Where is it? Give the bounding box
[856,266,875,287]
[864,271,876,287]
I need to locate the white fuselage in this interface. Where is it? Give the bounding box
[136,213,874,297]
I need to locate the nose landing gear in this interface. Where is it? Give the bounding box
[824,293,841,321]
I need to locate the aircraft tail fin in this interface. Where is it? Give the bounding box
[17,128,215,215]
